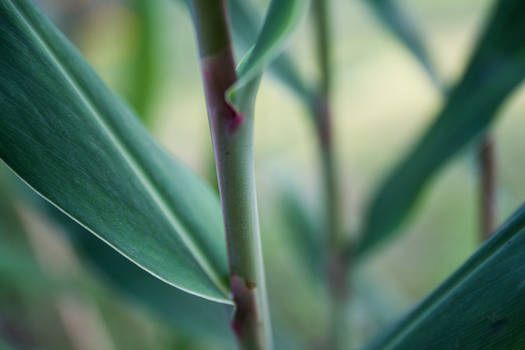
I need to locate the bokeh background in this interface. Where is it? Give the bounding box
[2,0,525,349]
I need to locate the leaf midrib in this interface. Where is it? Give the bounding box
[6,0,231,303]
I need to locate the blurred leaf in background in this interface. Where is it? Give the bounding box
[357,0,525,257]
[1,0,525,348]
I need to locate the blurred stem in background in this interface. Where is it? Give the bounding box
[479,135,496,241]
[187,0,272,348]
[366,0,498,244]
[311,0,349,348]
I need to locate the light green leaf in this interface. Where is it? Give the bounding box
[357,0,525,256]
[226,0,309,108]
[228,0,313,104]
[364,203,525,349]
[0,0,230,303]
[364,0,442,89]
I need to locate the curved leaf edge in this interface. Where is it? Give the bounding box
[1,0,232,305]
[363,202,525,349]
[3,161,234,306]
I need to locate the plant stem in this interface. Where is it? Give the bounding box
[311,0,349,348]
[187,1,272,349]
[479,135,496,241]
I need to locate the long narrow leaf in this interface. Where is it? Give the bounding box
[364,203,525,349]
[227,0,309,107]
[0,0,230,303]
[0,177,47,292]
[228,0,313,104]
[57,208,235,346]
[357,0,525,256]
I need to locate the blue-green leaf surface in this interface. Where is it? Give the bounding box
[0,0,230,303]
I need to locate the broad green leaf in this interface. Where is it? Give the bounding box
[364,203,525,349]
[0,0,230,303]
[357,0,525,256]
[9,172,234,345]
[228,0,313,104]
[32,192,303,349]
[365,0,442,89]
[226,0,309,107]
[55,208,235,346]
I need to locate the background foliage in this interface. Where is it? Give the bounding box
[1,0,525,349]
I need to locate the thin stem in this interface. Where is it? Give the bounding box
[479,135,496,241]
[312,0,340,250]
[311,0,350,348]
[187,1,272,349]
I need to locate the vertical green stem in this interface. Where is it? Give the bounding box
[187,1,272,349]
[311,0,349,348]
[479,135,496,241]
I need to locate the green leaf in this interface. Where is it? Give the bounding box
[228,0,312,104]
[226,0,309,107]
[357,0,525,256]
[54,207,235,346]
[364,0,442,89]
[0,0,230,303]
[364,203,525,349]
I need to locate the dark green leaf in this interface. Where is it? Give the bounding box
[364,203,525,349]
[357,0,525,256]
[0,0,230,303]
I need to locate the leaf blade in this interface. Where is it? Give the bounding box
[364,203,525,349]
[357,0,525,256]
[55,206,235,346]
[226,0,309,106]
[0,0,230,303]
